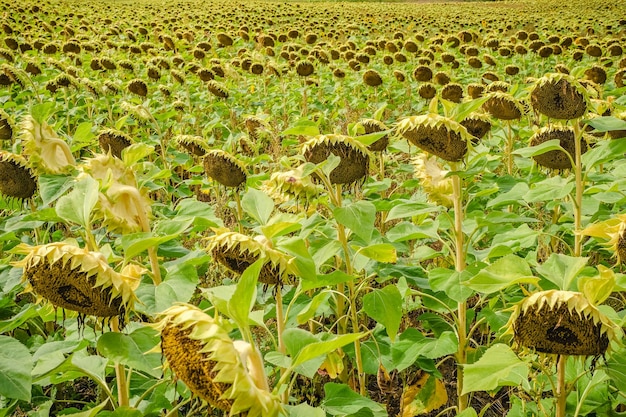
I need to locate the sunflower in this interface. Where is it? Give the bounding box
[506,290,617,356]
[482,92,524,120]
[98,128,132,158]
[204,150,247,188]
[302,134,370,185]
[175,134,209,157]
[81,154,152,234]
[262,164,320,207]
[581,214,626,264]
[358,119,389,152]
[13,242,141,321]
[0,152,37,201]
[530,73,589,120]
[153,304,283,417]
[412,154,453,208]
[396,113,471,162]
[205,227,295,286]
[0,108,14,140]
[529,126,588,170]
[20,115,76,174]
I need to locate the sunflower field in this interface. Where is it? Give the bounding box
[1,0,626,415]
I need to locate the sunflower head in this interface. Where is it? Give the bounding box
[207,80,229,99]
[506,290,617,356]
[412,154,453,207]
[261,164,320,208]
[20,115,76,175]
[460,112,492,142]
[529,125,588,170]
[301,134,370,186]
[204,150,247,188]
[81,153,152,234]
[98,128,132,159]
[0,109,14,140]
[0,151,37,201]
[530,73,590,120]
[396,113,471,162]
[358,119,389,152]
[127,79,148,97]
[581,214,626,264]
[13,242,141,320]
[482,92,524,120]
[205,227,295,286]
[362,69,383,87]
[175,134,209,157]
[153,304,283,417]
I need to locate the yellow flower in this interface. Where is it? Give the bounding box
[81,154,152,234]
[20,115,75,174]
[153,304,284,417]
[581,214,626,264]
[412,154,453,208]
[13,242,142,319]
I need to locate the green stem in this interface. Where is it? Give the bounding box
[111,317,129,408]
[451,165,468,412]
[556,355,567,417]
[572,121,583,257]
[275,288,288,403]
[506,121,514,176]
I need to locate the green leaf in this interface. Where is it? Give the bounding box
[486,182,529,209]
[386,201,438,221]
[606,346,626,393]
[323,383,387,417]
[301,270,357,291]
[229,259,262,330]
[293,332,365,368]
[283,328,319,358]
[584,116,626,132]
[55,176,99,228]
[122,143,154,166]
[536,253,588,291]
[413,331,458,359]
[261,221,301,239]
[523,176,574,203]
[71,122,95,151]
[513,139,566,158]
[287,403,326,417]
[242,188,274,225]
[297,291,331,324]
[38,174,73,206]
[278,237,317,282]
[60,400,108,417]
[96,327,161,377]
[363,285,403,342]
[385,220,439,242]
[333,200,377,244]
[429,267,474,303]
[0,336,32,401]
[462,344,529,395]
[456,408,478,417]
[353,130,391,146]
[31,102,55,124]
[578,267,615,306]
[282,118,320,136]
[355,243,397,263]
[122,232,181,259]
[582,137,626,169]
[465,255,538,294]
[451,95,490,122]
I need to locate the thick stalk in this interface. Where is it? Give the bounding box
[556,355,567,417]
[132,188,161,285]
[572,122,583,257]
[275,288,288,403]
[505,121,514,176]
[111,317,129,408]
[451,166,468,412]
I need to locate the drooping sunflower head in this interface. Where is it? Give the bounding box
[0,152,37,201]
[20,115,76,175]
[396,113,471,162]
[362,69,383,87]
[301,134,370,186]
[482,92,524,120]
[204,150,247,188]
[261,164,321,208]
[13,242,141,321]
[81,153,152,234]
[412,153,453,208]
[0,109,14,140]
[506,290,617,356]
[205,227,295,286]
[530,73,590,120]
[175,134,209,157]
[529,125,588,170]
[358,119,389,152]
[153,304,283,417]
[460,112,492,142]
[127,78,148,97]
[581,213,626,264]
[244,116,269,141]
[98,128,132,159]
[207,80,229,99]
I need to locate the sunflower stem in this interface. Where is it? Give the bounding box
[111,317,129,408]
[556,354,567,417]
[451,163,468,412]
[275,287,288,403]
[573,121,583,257]
[506,120,514,176]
